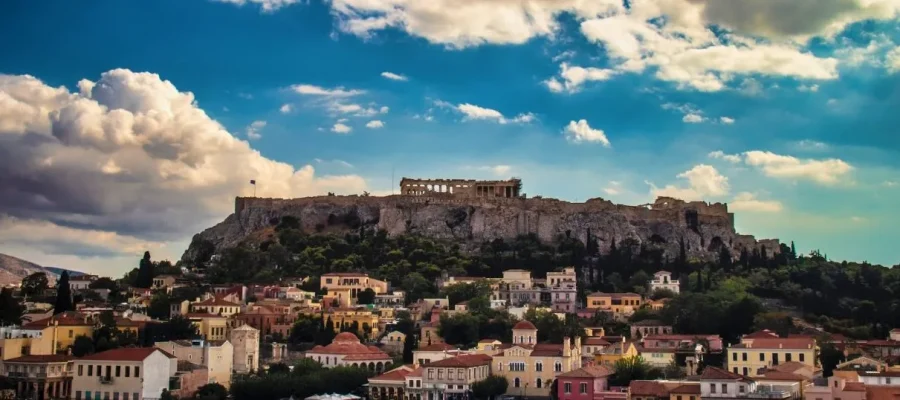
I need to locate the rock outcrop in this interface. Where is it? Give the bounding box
[181,195,780,264]
[0,253,55,286]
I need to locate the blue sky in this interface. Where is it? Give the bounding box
[1,0,899,275]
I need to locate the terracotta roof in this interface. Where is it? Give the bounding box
[322,272,368,277]
[587,292,642,298]
[184,313,226,319]
[370,366,415,382]
[866,386,900,400]
[631,319,667,327]
[79,348,175,362]
[426,354,492,368]
[773,361,810,373]
[23,311,92,329]
[406,367,424,378]
[863,340,900,347]
[760,371,807,381]
[844,382,866,392]
[584,337,611,346]
[744,329,780,339]
[513,320,536,330]
[417,343,456,351]
[193,297,240,307]
[629,381,671,397]
[733,337,814,349]
[702,366,749,381]
[557,365,613,378]
[306,332,390,359]
[670,384,701,395]
[5,355,74,363]
[645,334,716,341]
[531,343,565,357]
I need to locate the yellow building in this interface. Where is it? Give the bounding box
[492,320,584,397]
[586,292,643,316]
[321,272,388,307]
[190,297,242,317]
[323,307,380,337]
[185,313,230,341]
[595,341,639,367]
[726,331,817,377]
[0,312,96,360]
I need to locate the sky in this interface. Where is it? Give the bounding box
[1,0,900,276]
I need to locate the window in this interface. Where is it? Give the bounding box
[564,383,572,394]
[133,393,138,400]
[125,366,130,378]
[743,368,748,376]
[79,365,83,376]
[497,362,503,371]
[536,362,543,372]
[106,366,111,377]
[69,330,74,338]
[786,353,792,362]
[123,394,129,400]
[76,391,82,400]
[427,370,433,379]
[536,379,542,388]
[721,384,727,394]
[799,353,805,362]
[88,365,93,376]
[514,378,521,388]
[114,393,119,400]
[759,353,765,361]
[710,384,716,394]
[115,366,121,377]
[733,367,739,374]
[555,362,562,372]
[86,391,91,400]
[739,385,746,393]
[448,369,454,380]
[887,378,893,385]
[580,383,588,394]
[678,397,683,400]
[732,352,738,361]
[742,352,748,361]
[134,367,140,377]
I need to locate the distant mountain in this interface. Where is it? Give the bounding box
[0,253,56,286]
[43,266,87,278]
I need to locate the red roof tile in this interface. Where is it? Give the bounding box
[513,320,536,330]
[5,355,74,363]
[557,365,613,378]
[629,381,671,397]
[22,311,92,329]
[78,348,174,362]
[306,332,390,359]
[670,384,701,394]
[844,382,866,392]
[701,366,747,381]
[370,366,415,382]
[744,330,780,339]
[426,354,492,368]
[417,343,456,351]
[866,386,900,400]
[193,297,240,307]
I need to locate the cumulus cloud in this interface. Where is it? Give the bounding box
[683,113,705,123]
[649,164,730,201]
[743,150,853,185]
[729,192,784,213]
[473,165,512,176]
[280,104,293,114]
[381,71,408,81]
[887,47,900,73]
[603,180,622,195]
[0,215,164,257]
[246,120,266,140]
[0,69,369,256]
[213,0,302,12]
[798,84,820,92]
[455,103,535,124]
[720,117,735,124]
[708,151,742,164]
[544,63,616,93]
[331,123,353,133]
[366,120,384,129]
[563,119,610,146]
[290,84,364,97]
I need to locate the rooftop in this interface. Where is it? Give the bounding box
[5,355,74,363]
[78,348,175,362]
[557,365,613,378]
[513,320,536,330]
[426,354,492,368]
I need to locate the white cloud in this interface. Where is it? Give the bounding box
[0,216,164,257]
[730,192,784,213]
[720,116,735,124]
[328,102,384,117]
[603,180,622,195]
[455,103,534,124]
[246,120,267,140]
[887,47,900,73]
[563,119,611,146]
[683,113,705,123]
[795,139,828,151]
[290,84,365,97]
[474,165,512,176]
[0,69,369,260]
[331,123,353,133]
[544,63,616,93]
[213,0,301,12]
[381,71,409,81]
[649,164,730,201]
[708,151,742,164]
[743,150,853,185]
[315,159,354,169]
[798,84,820,92]
[366,120,385,129]
[380,106,389,114]
[280,104,294,114]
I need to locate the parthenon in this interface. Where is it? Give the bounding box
[399,177,522,198]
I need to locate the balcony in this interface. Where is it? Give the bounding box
[99,376,114,384]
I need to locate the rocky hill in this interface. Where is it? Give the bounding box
[0,253,55,286]
[182,194,780,265]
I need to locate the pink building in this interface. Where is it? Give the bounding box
[804,376,866,400]
[557,365,624,400]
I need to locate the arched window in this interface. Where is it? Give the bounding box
[528,335,533,344]
[535,362,543,372]
[536,379,543,388]
[555,362,562,372]
[514,378,521,388]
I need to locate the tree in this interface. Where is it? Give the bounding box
[402,333,418,363]
[522,309,585,343]
[289,315,322,344]
[662,360,686,379]
[356,288,376,305]
[193,383,227,400]
[148,292,172,320]
[471,375,509,400]
[441,280,493,308]
[753,312,795,337]
[268,363,290,375]
[160,389,177,400]
[0,288,25,326]
[136,251,154,288]
[54,271,73,314]
[609,356,661,386]
[72,335,95,357]
[21,272,49,297]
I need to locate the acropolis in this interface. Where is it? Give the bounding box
[399,177,522,198]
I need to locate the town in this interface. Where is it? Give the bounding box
[1,250,899,400]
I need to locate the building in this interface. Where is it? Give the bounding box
[399,177,522,198]
[320,272,388,307]
[586,293,643,317]
[556,365,616,400]
[154,339,234,388]
[182,313,228,341]
[858,370,900,386]
[233,304,281,336]
[1,354,74,400]
[582,337,611,358]
[700,366,792,400]
[422,354,493,400]
[630,320,674,338]
[727,333,817,377]
[413,344,465,366]
[189,297,241,317]
[650,271,680,295]
[229,324,260,374]
[72,348,177,400]
[595,341,639,367]
[381,331,407,353]
[629,380,685,400]
[492,320,583,397]
[170,361,208,399]
[323,307,380,338]
[305,332,392,373]
[368,365,419,400]
[16,311,97,355]
[69,276,97,291]
[640,334,722,371]
[151,275,177,290]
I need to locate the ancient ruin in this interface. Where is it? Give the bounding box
[399,177,522,198]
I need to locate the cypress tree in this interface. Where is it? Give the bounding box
[54,271,73,314]
[137,251,154,288]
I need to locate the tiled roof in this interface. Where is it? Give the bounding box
[701,366,747,381]
[417,343,456,351]
[631,319,667,327]
[426,354,492,368]
[306,332,390,358]
[184,313,226,319]
[370,366,415,382]
[406,367,424,378]
[530,343,565,357]
[644,334,716,341]
[760,371,807,381]
[670,384,701,394]
[743,329,780,339]
[79,348,175,362]
[5,355,74,363]
[584,337,611,346]
[557,365,613,378]
[734,337,815,349]
[629,381,671,397]
[866,386,900,400]
[773,361,810,373]
[513,320,536,330]
[193,297,240,307]
[23,311,92,329]
[845,382,866,392]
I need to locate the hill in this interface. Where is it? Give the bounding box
[0,253,56,286]
[182,194,779,266]
[42,266,87,278]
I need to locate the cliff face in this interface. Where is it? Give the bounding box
[181,195,779,264]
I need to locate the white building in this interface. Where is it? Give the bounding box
[650,271,680,295]
[69,276,97,291]
[229,324,260,374]
[72,348,177,400]
[154,339,234,388]
[858,371,900,386]
[305,332,392,373]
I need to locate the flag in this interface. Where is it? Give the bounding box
[250,180,256,185]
